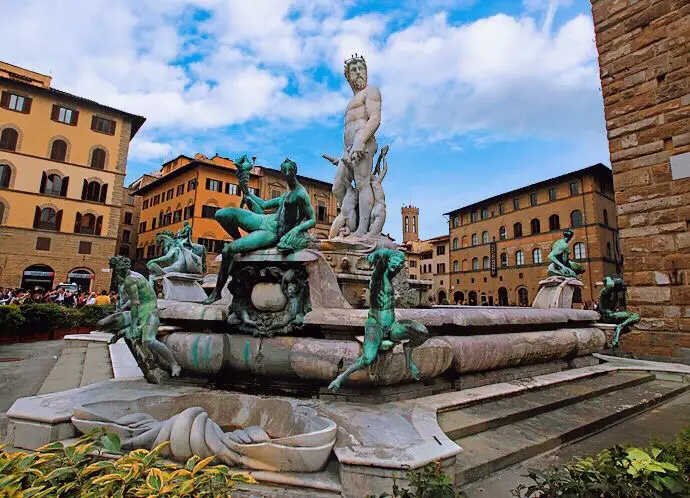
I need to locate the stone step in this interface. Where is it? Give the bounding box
[37,341,114,395]
[439,371,655,440]
[79,343,114,387]
[451,376,689,485]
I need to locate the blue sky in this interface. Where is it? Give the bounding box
[0,0,608,241]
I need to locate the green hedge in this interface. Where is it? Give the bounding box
[0,304,115,337]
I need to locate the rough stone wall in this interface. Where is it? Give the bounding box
[591,0,690,359]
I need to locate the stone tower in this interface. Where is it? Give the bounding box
[402,205,419,243]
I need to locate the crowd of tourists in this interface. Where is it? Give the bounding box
[0,287,117,307]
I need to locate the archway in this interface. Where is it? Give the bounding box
[21,264,55,291]
[438,290,447,304]
[453,291,464,304]
[498,287,509,306]
[68,268,94,292]
[468,291,477,306]
[517,287,529,307]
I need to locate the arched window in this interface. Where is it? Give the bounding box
[462,259,469,271]
[570,209,583,227]
[549,214,560,231]
[515,250,524,266]
[574,242,586,260]
[405,216,409,232]
[603,209,609,226]
[0,128,18,151]
[482,256,490,269]
[530,218,540,234]
[453,260,459,272]
[79,213,96,234]
[607,242,612,258]
[412,217,416,233]
[452,237,458,250]
[44,174,62,196]
[533,248,542,264]
[461,236,468,248]
[34,207,62,231]
[500,252,507,267]
[482,231,489,244]
[0,164,11,188]
[82,180,107,203]
[50,139,68,162]
[454,291,464,304]
[468,291,478,306]
[499,226,506,240]
[498,287,508,306]
[0,203,4,224]
[518,288,529,307]
[513,222,523,238]
[472,257,479,270]
[90,148,106,169]
[471,233,478,246]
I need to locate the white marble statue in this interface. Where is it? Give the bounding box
[329,54,383,239]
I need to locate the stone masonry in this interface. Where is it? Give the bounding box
[591,0,690,359]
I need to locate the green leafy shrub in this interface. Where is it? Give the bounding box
[370,461,463,498]
[77,304,116,328]
[20,304,75,332]
[0,431,257,497]
[0,305,25,337]
[511,432,690,498]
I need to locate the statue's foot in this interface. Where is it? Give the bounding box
[171,364,182,377]
[380,339,394,351]
[328,379,341,392]
[409,363,421,381]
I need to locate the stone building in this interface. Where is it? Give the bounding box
[133,153,336,275]
[400,205,449,303]
[0,60,145,292]
[445,164,621,307]
[591,0,690,359]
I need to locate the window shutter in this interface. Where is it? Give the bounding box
[22,97,32,114]
[109,120,116,135]
[60,176,69,197]
[33,206,41,228]
[95,216,103,235]
[74,212,82,233]
[71,110,79,126]
[39,172,47,194]
[90,115,98,131]
[81,180,88,200]
[0,91,9,108]
[55,210,63,231]
[99,184,108,203]
[51,104,59,121]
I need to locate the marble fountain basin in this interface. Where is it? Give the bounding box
[71,392,337,472]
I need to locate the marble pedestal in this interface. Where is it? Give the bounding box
[157,272,207,303]
[532,276,584,309]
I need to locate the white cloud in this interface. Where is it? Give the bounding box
[130,139,173,161]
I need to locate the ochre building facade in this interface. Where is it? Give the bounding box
[133,153,336,275]
[591,0,690,359]
[445,164,621,307]
[0,61,144,292]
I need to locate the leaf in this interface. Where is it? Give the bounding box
[185,455,201,471]
[649,479,663,492]
[659,475,684,493]
[91,473,125,485]
[41,467,75,482]
[80,460,115,477]
[146,469,162,491]
[231,472,258,484]
[658,461,679,472]
[143,441,170,468]
[645,463,666,473]
[36,442,64,453]
[192,456,215,475]
[170,469,192,479]
[100,433,121,454]
[651,447,662,459]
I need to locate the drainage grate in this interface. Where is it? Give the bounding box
[0,357,23,363]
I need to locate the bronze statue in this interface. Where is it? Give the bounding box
[146,225,206,285]
[328,248,428,391]
[547,228,586,278]
[101,256,181,380]
[599,276,640,348]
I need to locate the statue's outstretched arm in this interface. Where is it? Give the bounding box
[244,190,282,212]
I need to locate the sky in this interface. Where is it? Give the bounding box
[0,0,609,241]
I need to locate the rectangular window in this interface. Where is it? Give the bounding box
[499,203,505,215]
[166,188,174,201]
[147,245,155,258]
[183,205,194,219]
[122,230,131,243]
[151,218,157,229]
[317,203,327,223]
[410,275,417,280]
[410,260,417,268]
[143,199,149,210]
[153,194,160,205]
[513,197,520,210]
[52,105,78,125]
[569,181,580,196]
[90,116,116,135]
[549,187,557,201]
[530,193,538,206]
[36,237,51,251]
[124,212,133,225]
[470,211,478,223]
[206,179,222,192]
[201,205,219,218]
[173,209,182,223]
[436,245,446,256]
[136,247,144,259]
[78,241,92,254]
[139,221,147,232]
[437,263,446,274]
[0,91,31,113]
[225,183,239,195]
[452,216,459,228]
[126,195,135,206]
[176,184,185,196]
[187,179,197,192]
[481,208,489,220]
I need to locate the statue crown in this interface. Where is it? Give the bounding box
[344,53,366,75]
